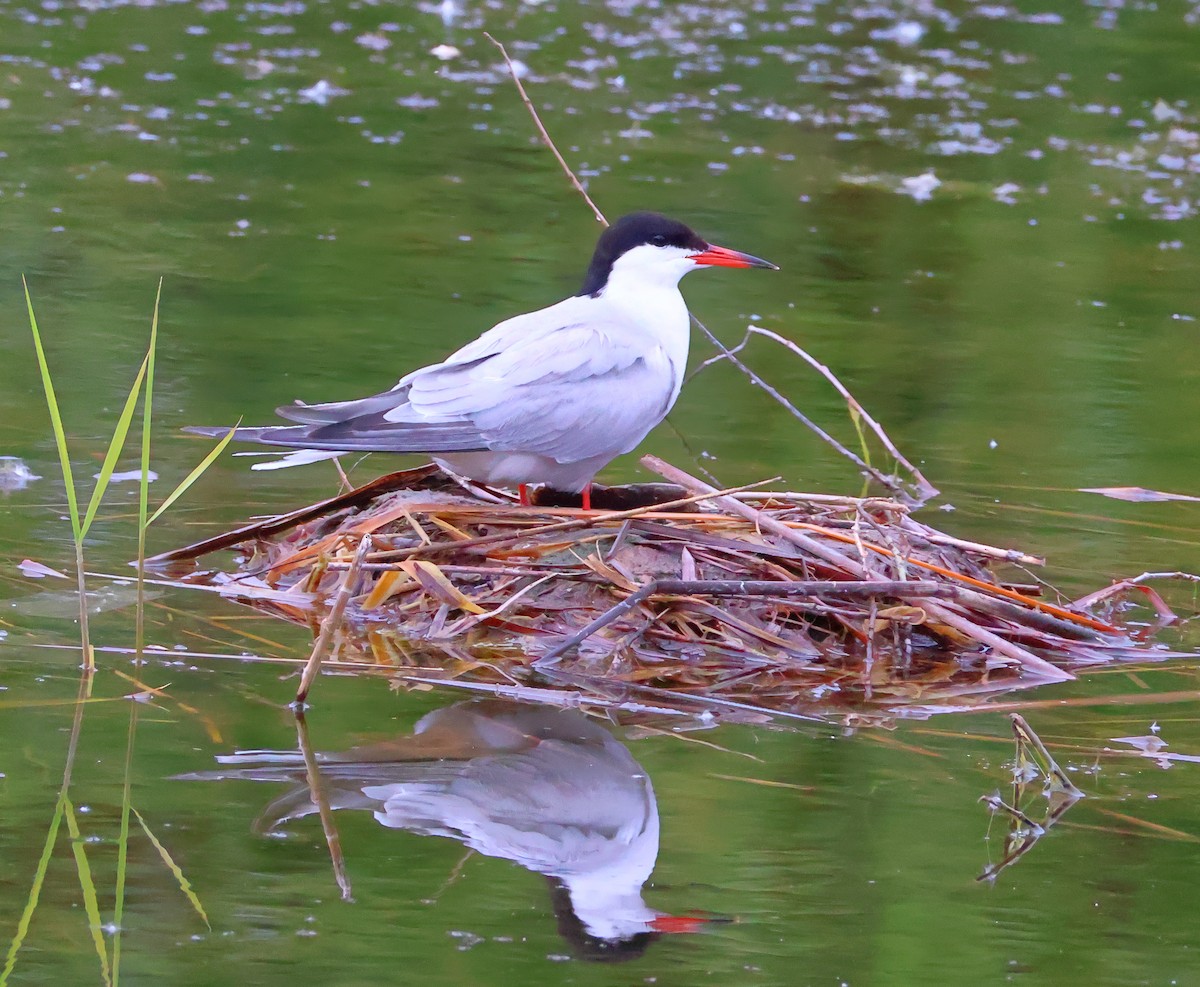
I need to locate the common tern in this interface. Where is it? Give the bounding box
[187,212,777,509]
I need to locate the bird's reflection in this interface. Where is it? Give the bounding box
[182,700,714,960]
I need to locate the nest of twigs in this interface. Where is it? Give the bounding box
[149,455,1168,722]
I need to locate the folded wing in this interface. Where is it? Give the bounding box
[186,301,678,465]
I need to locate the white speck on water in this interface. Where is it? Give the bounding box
[873,20,924,45]
[356,32,391,52]
[299,79,346,106]
[899,170,940,201]
[993,182,1020,204]
[397,94,440,109]
[449,930,484,950]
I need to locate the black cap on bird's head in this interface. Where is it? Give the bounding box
[578,212,778,296]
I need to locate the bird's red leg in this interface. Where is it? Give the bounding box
[518,483,530,506]
[581,484,592,511]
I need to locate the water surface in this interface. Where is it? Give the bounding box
[2,0,1199,983]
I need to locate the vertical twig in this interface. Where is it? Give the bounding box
[293,711,353,901]
[484,33,608,228]
[295,535,372,705]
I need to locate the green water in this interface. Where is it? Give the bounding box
[2,0,1200,983]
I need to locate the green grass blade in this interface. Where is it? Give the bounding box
[0,796,65,986]
[146,424,238,528]
[23,277,81,542]
[79,355,148,541]
[135,281,161,652]
[111,700,142,987]
[118,282,161,985]
[132,807,210,929]
[64,798,112,987]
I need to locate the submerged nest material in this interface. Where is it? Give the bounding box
[150,456,1164,721]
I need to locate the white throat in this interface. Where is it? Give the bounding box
[592,244,697,392]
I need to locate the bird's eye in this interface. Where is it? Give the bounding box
[650,234,668,246]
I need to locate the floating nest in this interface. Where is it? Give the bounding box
[150,456,1175,723]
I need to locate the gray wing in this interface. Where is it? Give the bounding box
[392,318,677,462]
[186,301,678,463]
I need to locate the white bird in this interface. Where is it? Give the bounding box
[187,212,776,510]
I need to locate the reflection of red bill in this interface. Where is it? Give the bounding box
[689,244,779,270]
[650,912,733,934]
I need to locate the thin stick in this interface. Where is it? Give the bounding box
[484,33,608,228]
[921,601,1073,683]
[395,674,692,718]
[737,491,908,509]
[293,711,353,900]
[689,323,920,498]
[1011,713,1085,799]
[1074,571,1200,612]
[538,578,954,664]
[295,535,372,705]
[896,516,1044,566]
[642,455,866,575]
[745,326,937,498]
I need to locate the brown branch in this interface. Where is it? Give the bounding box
[484,32,608,228]
[295,534,372,705]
